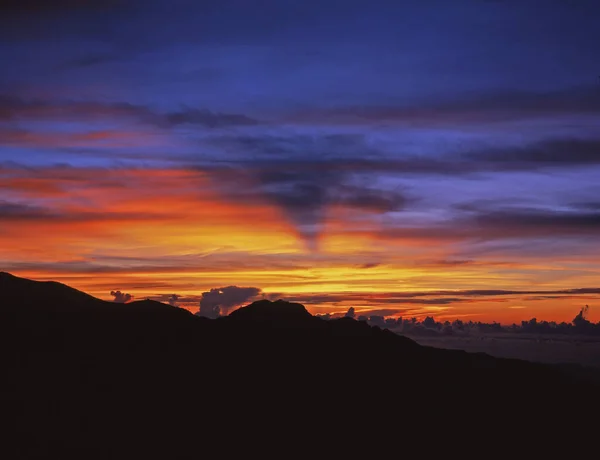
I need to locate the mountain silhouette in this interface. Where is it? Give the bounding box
[0,271,104,312]
[1,272,597,458]
[0,271,191,319]
[228,298,313,323]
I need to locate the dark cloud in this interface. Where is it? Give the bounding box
[277,293,352,305]
[198,286,261,318]
[524,296,564,300]
[456,86,600,117]
[0,200,175,224]
[468,139,600,167]
[419,288,600,297]
[308,85,600,124]
[471,208,600,233]
[110,290,133,303]
[359,263,380,269]
[3,94,598,177]
[380,205,600,242]
[202,157,410,248]
[344,307,356,319]
[168,294,179,307]
[333,186,407,213]
[283,293,447,307]
[257,170,332,246]
[399,298,465,305]
[0,94,259,128]
[190,138,600,215]
[330,138,600,175]
[208,133,376,159]
[277,289,600,311]
[201,164,339,247]
[165,108,259,128]
[0,96,258,130]
[0,96,154,123]
[426,260,474,267]
[0,201,57,221]
[571,201,600,211]
[552,288,600,295]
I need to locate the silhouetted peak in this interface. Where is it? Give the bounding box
[129,299,165,307]
[228,299,313,324]
[126,299,187,312]
[0,271,21,283]
[1,271,103,312]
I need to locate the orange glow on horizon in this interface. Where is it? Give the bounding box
[2,165,599,325]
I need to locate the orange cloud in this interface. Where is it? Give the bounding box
[0,127,170,149]
[3,164,600,324]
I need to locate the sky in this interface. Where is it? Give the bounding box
[1,0,600,323]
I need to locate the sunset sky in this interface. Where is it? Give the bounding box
[1,0,600,323]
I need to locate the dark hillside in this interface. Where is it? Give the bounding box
[1,273,596,458]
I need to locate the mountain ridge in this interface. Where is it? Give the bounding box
[0,271,186,314]
[1,271,598,458]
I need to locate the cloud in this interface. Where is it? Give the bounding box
[571,201,600,211]
[0,201,57,221]
[458,206,600,240]
[168,294,179,307]
[300,85,600,125]
[200,165,335,248]
[274,289,600,312]
[333,185,407,213]
[208,133,376,159]
[471,208,600,232]
[110,290,133,303]
[165,108,259,128]
[0,127,163,151]
[0,96,155,123]
[398,298,465,305]
[379,204,600,243]
[467,139,600,167]
[414,288,600,297]
[425,259,473,267]
[344,307,356,319]
[359,263,380,269]
[436,85,600,120]
[201,155,411,248]
[200,134,383,215]
[280,294,353,304]
[0,199,176,224]
[0,96,258,130]
[198,286,261,318]
[187,137,600,241]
